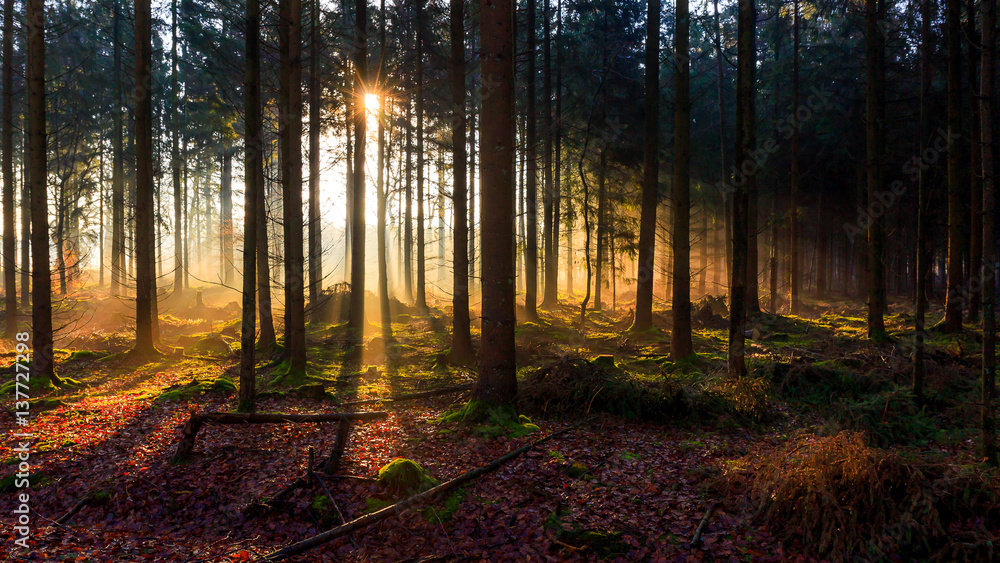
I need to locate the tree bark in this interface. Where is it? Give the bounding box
[172,0,183,296]
[111,0,124,297]
[865,0,887,340]
[943,0,964,333]
[728,0,755,379]
[347,0,367,349]
[968,0,982,324]
[475,0,517,406]
[979,0,996,466]
[2,0,14,338]
[308,0,323,313]
[789,0,800,314]
[377,0,392,341]
[524,0,538,320]
[133,0,157,356]
[220,151,234,285]
[914,0,934,405]
[632,0,659,331]
[450,0,473,363]
[280,0,307,370]
[240,0,262,413]
[415,0,427,311]
[541,0,557,308]
[671,0,692,358]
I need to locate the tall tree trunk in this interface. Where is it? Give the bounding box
[979,0,996,466]
[172,0,182,295]
[914,0,934,405]
[968,0,982,324]
[714,0,729,291]
[789,0,800,314]
[257,140,276,350]
[554,0,563,298]
[594,150,606,312]
[415,0,427,310]
[347,0,367,348]
[524,0,538,320]
[450,0,473,363]
[309,0,323,313]
[27,0,56,382]
[728,0,755,379]
[865,0,887,340]
[220,151,233,285]
[474,0,517,406]
[632,0,659,331]
[133,0,157,356]
[404,93,413,302]
[344,91,353,280]
[942,0,964,333]
[2,0,15,338]
[240,0,262,413]
[20,130,27,308]
[541,0,557,308]
[377,0,392,341]
[671,0,693,358]
[469,104,477,292]
[280,0,307,370]
[111,0,124,297]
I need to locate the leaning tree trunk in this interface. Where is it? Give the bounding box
[728,0,755,379]
[449,0,473,363]
[474,0,517,406]
[942,0,964,333]
[2,0,15,338]
[240,0,262,413]
[671,0,693,358]
[632,0,660,332]
[132,0,157,356]
[280,0,307,371]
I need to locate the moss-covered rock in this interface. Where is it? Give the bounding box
[377,458,439,496]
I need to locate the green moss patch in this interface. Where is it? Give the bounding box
[437,401,540,439]
[423,488,467,523]
[155,376,236,403]
[377,458,439,496]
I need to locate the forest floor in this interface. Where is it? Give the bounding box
[0,288,997,561]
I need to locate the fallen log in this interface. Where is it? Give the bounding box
[174,411,388,461]
[260,420,589,562]
[339,384,473,407]
[689,503,715,548]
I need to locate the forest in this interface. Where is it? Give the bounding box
[0,0,998,558]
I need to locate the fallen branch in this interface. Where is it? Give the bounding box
[689,503,715,548]
[174,411,387,460]
[339,384,473,407]
[260,420,590,562]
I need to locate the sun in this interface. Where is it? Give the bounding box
[364,93,380,111]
